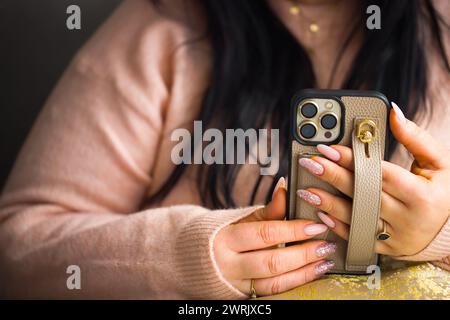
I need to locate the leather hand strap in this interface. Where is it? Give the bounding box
[345,117,382,272]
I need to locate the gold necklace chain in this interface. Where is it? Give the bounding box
[289,0,320,33]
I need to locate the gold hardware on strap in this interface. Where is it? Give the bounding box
[356,119,378,157]
[356,119,377,143]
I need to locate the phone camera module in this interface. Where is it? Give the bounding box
[299,122,317,139]
[300,103,318,118]
[320,113,338,130]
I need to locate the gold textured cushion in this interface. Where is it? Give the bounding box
[261,260,450,300]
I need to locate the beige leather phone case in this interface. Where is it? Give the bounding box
[288,90,389,274]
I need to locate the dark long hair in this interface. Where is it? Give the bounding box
[148,0,450,209]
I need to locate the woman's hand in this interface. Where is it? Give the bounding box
[297,102,450,257]
[214,178,336,297]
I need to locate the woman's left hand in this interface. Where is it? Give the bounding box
[296,102,450,257]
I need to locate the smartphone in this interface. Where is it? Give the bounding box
[287,89,390,274]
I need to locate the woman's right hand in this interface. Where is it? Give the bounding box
[214,178,337,297]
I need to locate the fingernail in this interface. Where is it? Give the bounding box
[272,177,286,200]
[315,260,335,275]
[391,102,406,124]
[317,144,341,161]
[315,242,337,258]
[304,223,328,236]
[299,157,324,175]
[317,212,336,228]
[297,189,321,206]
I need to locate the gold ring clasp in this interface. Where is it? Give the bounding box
[356,119,378,143]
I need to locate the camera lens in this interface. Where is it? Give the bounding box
[320,114,338,130]
[299,123,317,139]
[300,103,318,118]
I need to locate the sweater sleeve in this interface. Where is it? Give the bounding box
[0,0,256,299]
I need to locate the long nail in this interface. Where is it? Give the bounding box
[317,144,341,161]
[315,260,335,275]
[391,102,406,124]
[297,189,321,206]
[299,157,324,175]
[315,242,337,258]
[272,177,286,200]
[317,212,336,228]
[304,223,328,236]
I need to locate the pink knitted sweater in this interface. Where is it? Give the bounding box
[0,0,448,299]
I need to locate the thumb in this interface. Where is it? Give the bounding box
[241,177,286,223]
[265,177,287,220]
[390,102,445,169]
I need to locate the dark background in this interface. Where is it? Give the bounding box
[0,0,121,189]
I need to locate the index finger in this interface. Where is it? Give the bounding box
[317,144,354,171]
[225,220,328,252]
[390,104,447,169]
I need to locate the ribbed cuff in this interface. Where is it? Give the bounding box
[432,257,450,271]
[396,217,450,263]
[174,205,263,299]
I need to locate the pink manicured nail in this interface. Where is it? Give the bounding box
[315,242,337,258]
[304,223,328,236]
[391,102,406,123]
[272,177,286,200]
[297,189,321,206]
[317,212,336,228]
[315,260,335,275]
[317,144,341,161]
[299,157,324,175]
